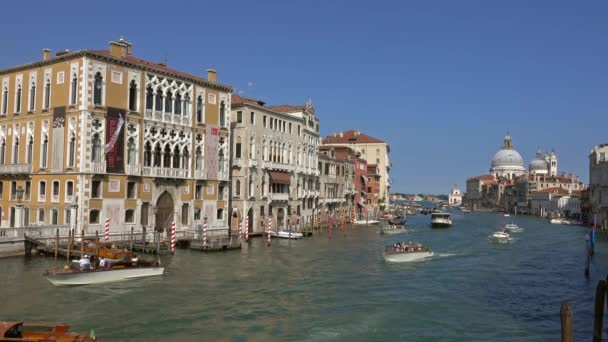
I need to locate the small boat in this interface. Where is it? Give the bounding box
[492,229,510,242]
[381,225,407,235]
[45,257,164,286]
[461,208,471,214]
[0,321,96,341]
[503,214,510,217]
[550,218,571,225]
[271,229,303,239]
[504,223,522,232]
[383,242,434,262]
[388,215,407,225]
[431,212,452,228]
[354,219,380,225]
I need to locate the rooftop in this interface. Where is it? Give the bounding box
[323,130,385,144]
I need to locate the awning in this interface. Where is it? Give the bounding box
[270,171,291,184]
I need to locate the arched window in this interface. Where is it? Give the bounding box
[71,74,78,105]
[165,91,173,113]
[195,147,202,171]
[250,138,255,159]
[66,181,74,201]
[183,93,190,117]
[12,137,19,164]
[196,95,203,123]
[235,137,241,159]
[68,132,75,167]
[249,175,254,197]
[15,85,22,112]
[93,72,102,105]
[154,144,162,167]
[143,141,152,167]
[40,134,48,168]
[219,101,226,127]
[155,89,163,112]
[43,80,51,109]
[0,138,5,164]
[182,147,189,170]
[128,80,137,111]
[235,180,241,197]
[163,145,171,167]
[26,136,33,164]
[127,138,136,165]
[29,82,36,111]
[146,85,153,110]
[174,92,182,115]
[1,87,8,115]
[91,133,101,162]
[125,209,135,223]
[172,145,180,168]
[89,209,100,224]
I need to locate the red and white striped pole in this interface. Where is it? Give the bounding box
[203,221,207,246]
[239,220,243,240]
[104,218,109,242]
[170,222,176,254]
[328,214,333,239]
[245,216,249,241]
[267,217,272,246]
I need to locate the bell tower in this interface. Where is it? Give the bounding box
[549,149,558,176]
[502,132,513,150]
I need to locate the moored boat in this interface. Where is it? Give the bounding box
[383,242,433,262]
[45,258,164,286]
[271,229,303,239]
[354,219,380,225]
[0,321,96,341]
[431,212,452,228]
[388,215,407,225]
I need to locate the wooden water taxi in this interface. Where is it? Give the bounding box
[0,321,96,341]
[45,258,163,286]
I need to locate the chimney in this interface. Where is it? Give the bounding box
[118,37,133,55]
[339,132,343,138]
[43,48,51,61]
[207,69,217,83]
[109,39,128,58]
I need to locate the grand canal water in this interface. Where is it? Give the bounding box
[1,211,606,341]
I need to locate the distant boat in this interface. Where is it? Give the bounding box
[504,214,510,217]
[504,223,523,233]
[383,242,434,262]
[460,208,471,214]
[431,212,452,228]
[45,258,164,286]
[271,229,303,239]
[550,219,582,226]
[381,225,407,235]
[354,219,380,225]
[492,229,510,242]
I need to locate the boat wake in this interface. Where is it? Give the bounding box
[434,253,458,258]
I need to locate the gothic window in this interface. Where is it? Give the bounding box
[93,72,102,105]
[0,138,5,164]
[127,138,136,165]
[26,136,33,164]
[165,91,173,113]
[15,85,22,113]
[163,145,171,167]
[154,144,161,167]
[174,93,182,115]
[1,88,7,114]
[129,80,137,111]
[91,133,102,162]
[41,134,48,168]
[12,137,19,164]
[249,175,254,197]
[235,180,241,197]
[182,147,189,170]
[29,82,36,111]
[155,89,163,112]
[172,145,180,168]
[196,95,203,123]
[68,132,76,167]
[146,85,153,110]
[183,93,190,116]
[70,74,78,105]
[43,80,51,109]
[250,138,255,158]
[219,101,226,127]
[143,141,151,166]
[235,137,241,159]
[195,147,202,170]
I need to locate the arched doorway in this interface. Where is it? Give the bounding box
[277,208,285,228]
[155,191,174,232]
[231,209,240,236]
[247,207,253,233]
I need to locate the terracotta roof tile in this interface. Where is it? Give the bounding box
[323,130,385,144]
[267,104,308,112]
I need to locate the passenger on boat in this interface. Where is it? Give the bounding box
[79,255,92,270]
[99,257,107,269]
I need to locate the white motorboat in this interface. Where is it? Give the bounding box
[271,229,303,239]
[550,218,571,225]
[492,229,510,242]
[354,219,380,225]
[503,214,510,217]
[431,212,452,228]
[381,225,407,235]
[45,259,164,286]
[504,223,522,232]
[383,242,434,262]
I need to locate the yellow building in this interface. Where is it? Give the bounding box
[0,38,232,235]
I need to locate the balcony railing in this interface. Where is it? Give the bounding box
[125,165,141,176]
[145,110,191,126]
[51,195,59,203]
[232,159,242,168]
[142,166,189,179]
[218,171,229,181]
[270,193,289,201]
[248,160,258,168]
[194,169,205,179]
[0,164,32,174]
[90,162,106,174]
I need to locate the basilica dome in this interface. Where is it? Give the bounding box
[529,148,549,174]
[489,133,526,179]
[491,149,524,168]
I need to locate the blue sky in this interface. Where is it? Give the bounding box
[2,0,607,193]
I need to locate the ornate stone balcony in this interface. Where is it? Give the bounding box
[0,164,32,174]
[125,165,141,176]
[248,160,258,168]
[232,159,242,168]
[90,162,106,174]
[144,109,192,126]
[142,166,189,179]
[269,193,289,202]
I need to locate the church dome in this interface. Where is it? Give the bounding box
[529,148,548,173]
[491,149,524,168]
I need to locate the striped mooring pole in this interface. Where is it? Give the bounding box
[104,218,110,241]
[203,221,207,246]
[245,216,249,241]
[267,217,272,246]
[170,222,176,254]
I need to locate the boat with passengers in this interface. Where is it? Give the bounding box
[383,241,434,262]
[431,212,452,228]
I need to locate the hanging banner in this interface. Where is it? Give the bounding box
[51,106,66,170]
[106,107,125,173]
[205,125,219,179]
